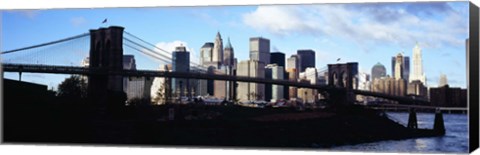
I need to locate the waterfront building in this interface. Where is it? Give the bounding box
[407,80,428,99]
[237,60,265,102]
[213,66,228,100]
[297,49,315,72]
[356,72,372,103]
[409,43,427,84]
[270,52,288,99]
[250,37,270,65]
[297,80,316,104]
[122,55,153,101]
[372,76,406,100]
[265,64,284,102]
[371,62,387,80]
[430,85,467,107]
[304,67,318,103]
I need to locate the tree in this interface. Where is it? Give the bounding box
[57,75,87,100]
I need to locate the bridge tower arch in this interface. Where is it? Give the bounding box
[328,62,358,90]
[327,62,358,105]
[87,26,125,107]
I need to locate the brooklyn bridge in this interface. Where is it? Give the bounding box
[3,25,454,147]
[2,26,435,106]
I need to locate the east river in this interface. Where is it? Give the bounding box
[332,112,469,153]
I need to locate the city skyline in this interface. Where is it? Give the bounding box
[2,2,469,89]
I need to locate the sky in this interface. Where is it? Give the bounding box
[1,1,469,89]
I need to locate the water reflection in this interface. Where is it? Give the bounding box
[332,112,468,153]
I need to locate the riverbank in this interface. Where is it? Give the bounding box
[4,103,445,148]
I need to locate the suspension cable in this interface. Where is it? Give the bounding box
[1,33,90,55]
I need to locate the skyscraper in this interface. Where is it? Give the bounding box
[250,37,270,65]
[237,60,265,102]
[223,37,234,67]
[265,64,284,102]
[297,49,315,72]
[270,52,288,99]
[410,43,427,85]
[287,55,299,76]
[439,73,448,87]
[371,62,386,80]
[223,38,235,100]
[122,55,153,101]
[392,55,410,81]
[287,55,299,99]
[200,42,214,66]
[394,53,404,80]
[213,32,224,65]
[270,52,286,68]
[172,45,190,98]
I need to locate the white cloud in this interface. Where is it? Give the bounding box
[152,40,199,65]
[242,3,468,51]
[16,10,40,19]
[242,6,321,36]
[70,17,87,27]
[11,10,40,19]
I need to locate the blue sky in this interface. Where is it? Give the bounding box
[1,1,469,89]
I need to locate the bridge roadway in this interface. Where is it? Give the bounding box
[2,63,431,105]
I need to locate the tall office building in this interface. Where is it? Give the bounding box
[270,52,286,67]
[223,38,235,100]
[237,60,265,102]
[439,73,448,87]
[223,37,234,67]
[265,64,284,102]
[200,42,214,66]
[394,53,405,80]
[371,62,387,80]
[250,37,270,65]
[410,43,427,85]
[391,55,410,81]
[407,80,428,98]
[297,49,315,72]
[172,46,190,98]
[199,42,215,96]
[372,76,406,98]
[123,55,153,101]
[287,55,299,99]
[214,66,228,100]
[270,52,288,99]
[213,32,224,65]
[287,55,299,77]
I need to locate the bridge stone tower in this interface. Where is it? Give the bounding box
[327,62,358,105]
[87,26,125,107]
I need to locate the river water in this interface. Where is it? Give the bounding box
[332,112,469,153]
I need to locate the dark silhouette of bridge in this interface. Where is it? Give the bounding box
[1,26,433,107]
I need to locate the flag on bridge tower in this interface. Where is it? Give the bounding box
[102,18,107,24]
